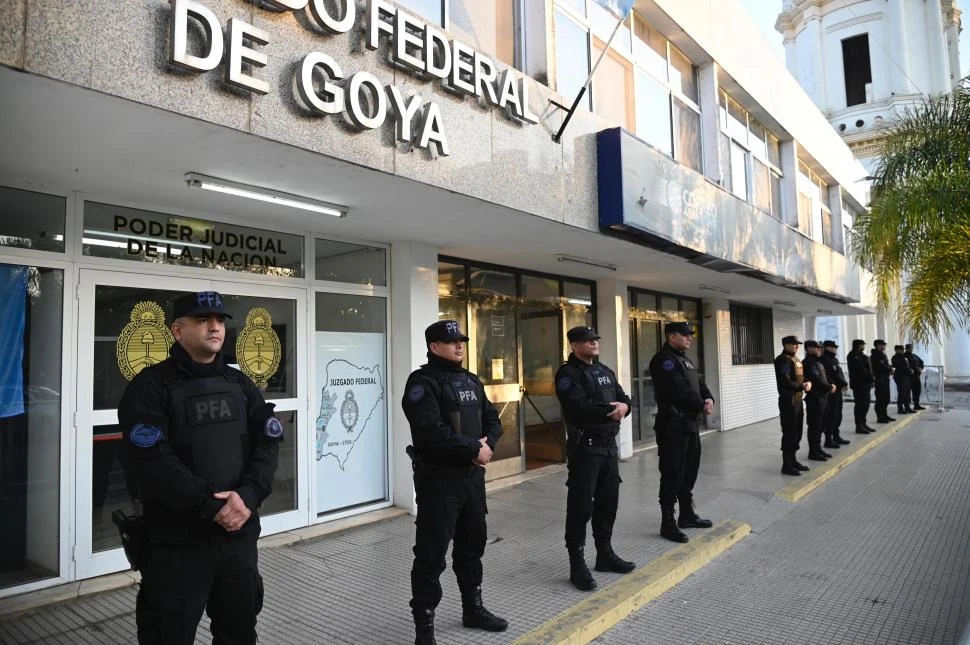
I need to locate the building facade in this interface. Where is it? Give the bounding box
[0,0,871,598]
[778,0,969,376]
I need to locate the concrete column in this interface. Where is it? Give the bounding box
[888,0,915,94]
[945,11,961,89]
[595,278,633,459]
[800,16,826,109]
[697,62,722,184]
[699,299,722,430]
[389,241,439,515]
[779,139,799,229]
[926,0,951,94]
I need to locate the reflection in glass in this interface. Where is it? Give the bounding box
[633,17,667,82]
[521,275,559,305]
[468,266,515,299]
[397,0,443,25]
[730,142,748,201]
[668,46,697,102]
[674,98,702,172]
[260,411,298,516]
[0,265,62,588]
[438,263,466,298]
[593,40,634,130]
[0,186,66,253]
[92,424,136,553]
[314,293,388,515]
[314,239,386,286]
[636,69,673,156]
[555,10,591,110]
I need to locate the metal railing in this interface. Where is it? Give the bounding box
[844,364,945,412]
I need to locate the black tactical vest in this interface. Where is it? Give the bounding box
[439,372,484,442]
[579,364,620,437]
[671,352,702,432]
[164,370,250,495]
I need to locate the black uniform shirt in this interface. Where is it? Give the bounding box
[401,353,502,466]
[556,354,632,437]
[117,342,280,533]
[648,343,712,432]
[820,352,848,389]
[905,351,924,374]
[892,353,913,379]
[846,349,875,389]
[870,349,893,379]
[803,354,831,398]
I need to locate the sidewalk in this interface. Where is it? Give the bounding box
[0,409,932,644]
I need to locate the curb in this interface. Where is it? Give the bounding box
[775,412,921,503]
[511,519,751,645]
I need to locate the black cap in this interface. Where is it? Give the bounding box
[664,321,695,336]
[781,335,801,345]
[894,344,905,351]
[567,326,601,342]
[172,291,232,320]
[804,340,820,349]
[852,339,866,348]
[905,344,913,350]
[822,340,838,348]
[425,320,469,343]
[874,339,887,346]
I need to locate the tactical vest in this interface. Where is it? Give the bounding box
[570,363,620,437]
[437,371,484,442]
[787,354,805,404]
[671,352,702,432]
[161,366,251,496]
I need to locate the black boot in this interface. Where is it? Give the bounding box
[677,496,713,529]
[461,587,508,632]
[864,422,877,431]
[913,404,926,410]
[781,453,802,476]
[594,540,635,573]
[898,407,908,415]
[660,504,689,543]
[833,430,851,445]
[808,440,828,461]
[904,407,915,414]
[413,609,436,645]
[792,458,810,471]
[823,431,840,449]
[855,423,872,434]
[567,546,597,591]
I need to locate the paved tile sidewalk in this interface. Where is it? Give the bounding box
[598,408,970,645]
[0,408,944,644]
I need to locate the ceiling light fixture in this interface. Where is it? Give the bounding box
[698,284,731,295]
[773,299,796,308]
[556,254,617,271]
[185,173,347,218]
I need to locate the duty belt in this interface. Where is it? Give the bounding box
[571,431,616,448]
[420,463,481,479]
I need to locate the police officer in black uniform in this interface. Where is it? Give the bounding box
[775,336,811,476]
[904,344,926,410]
[846,339,876,433]
[870,340,896,423]
[819,340,851,449]
[892,345,915,414]
[556,326,636,590]
[802,341,835,461]
[402,320,507,645]
[648,322,715,544]
[118,292,282,645]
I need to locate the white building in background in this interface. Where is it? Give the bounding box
[777,0,970,376]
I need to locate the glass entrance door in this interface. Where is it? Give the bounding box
[74,270,306,579]
[521,310,564,469]
[631,319,660,443]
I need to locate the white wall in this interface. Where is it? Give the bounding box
[715,301,804,430]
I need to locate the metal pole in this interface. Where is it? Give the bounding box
[552,14,626,143]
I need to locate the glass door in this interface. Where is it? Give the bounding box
[74,270,306,579]
[521,310,564,469]
[631,319,660,443]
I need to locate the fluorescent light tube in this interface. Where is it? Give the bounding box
[185,173,347,218]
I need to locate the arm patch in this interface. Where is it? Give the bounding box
[264,417,284,439]
[130,423,162,448]
[407,384,426,403]
[662,360,675,372]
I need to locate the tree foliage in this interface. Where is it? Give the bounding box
[852,79,970,343]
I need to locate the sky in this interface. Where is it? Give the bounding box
[736,0,970,81]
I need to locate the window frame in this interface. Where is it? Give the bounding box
[718,91,785,219]
[729,302,774,365]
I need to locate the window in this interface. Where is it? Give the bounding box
[842,34,872,107]
[797,161,833,244]
[729,302,774,365]
[0,186,65,252]
[636,69,673,155]
[719,92,784,218]
[314,239,386,286]
[448,0,518,67]
[593,39,635,130]
[555,9,591,110]
[397,0,443,26]
[673,97,702,172]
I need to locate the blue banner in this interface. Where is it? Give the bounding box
[0,265,28,418]
[593,0,634,18]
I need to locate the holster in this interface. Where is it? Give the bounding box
[112,510,148,571]
[405,444,424,476]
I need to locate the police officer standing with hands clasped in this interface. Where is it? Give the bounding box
[871,340,895,423]
[819,340,851,449]
[775,336,811,476]
[556,326,636,591]
[402,320,507,645]
[904,344,926,410]
[648,322,715,544]
[892,345,915,414]
[802,341,835,461]
[118,292,282,645]
[846,339,876,434]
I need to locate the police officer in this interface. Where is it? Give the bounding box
[775,336,811,476]
[402,320,507,645]
[892,345,915,414]
[819,340,851,449]
[648,322,715,544]
[904,344,926,410]
[118,292,282,645]
[846,339,876,433]
[803,341,835,461]
[556,326,635,590]
[870,340,896,423]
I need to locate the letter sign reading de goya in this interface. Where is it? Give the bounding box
[167,0,540,157]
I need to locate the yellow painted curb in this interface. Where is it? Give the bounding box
[776,412,921,502]
[511,519,751,645]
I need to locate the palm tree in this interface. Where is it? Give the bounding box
[852,79,970,344]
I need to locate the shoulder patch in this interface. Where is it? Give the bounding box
[556,377,571,391]
[130,423,162,448]
[662,360,675,372]
[264,417,284,439]
[781,363,791,376]
[407,384,426,403]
